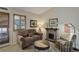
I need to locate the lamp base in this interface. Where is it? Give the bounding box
[38,28,42,33]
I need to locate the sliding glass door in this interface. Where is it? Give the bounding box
[0,12,9,45]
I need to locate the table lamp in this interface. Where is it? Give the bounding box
[38,24,42,33]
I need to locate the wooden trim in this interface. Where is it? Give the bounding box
[0,7,8,10]
[7,12,9,43]
[13,14,26,17]
[0,12,9,15]
[0,12,9,43]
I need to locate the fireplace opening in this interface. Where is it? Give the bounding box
[49,33,54,39]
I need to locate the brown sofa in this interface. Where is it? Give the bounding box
[17,29,42,49]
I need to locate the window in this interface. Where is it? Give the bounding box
[13,14,26,30]
[0,27,8,39]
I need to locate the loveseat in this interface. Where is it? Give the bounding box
[17,29,42,49]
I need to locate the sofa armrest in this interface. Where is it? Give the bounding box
[17,35,23,46]
[34,32,42,35]
[21,37,34,49]
[34,33,43,39]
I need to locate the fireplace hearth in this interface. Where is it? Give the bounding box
[46,28,58,42]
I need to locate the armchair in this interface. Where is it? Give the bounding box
[55,33,76,52]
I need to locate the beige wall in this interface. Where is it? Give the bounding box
[0,8,39,45]
[39,7,79,49]
[1,7,79,49]
[40,7,79,30]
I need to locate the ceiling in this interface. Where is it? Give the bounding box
[15,7,51,15]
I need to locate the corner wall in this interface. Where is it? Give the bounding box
[39,7,79,49]
[1,7,79,49]
[0,8,39,45]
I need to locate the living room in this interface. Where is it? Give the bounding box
[0,7,78,52]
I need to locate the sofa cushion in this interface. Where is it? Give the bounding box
[27,29,36,34]
[17,29,28,37]
[21,37,33,49]
[28,33,33,37]
[60,33,70,41]
[57,39,67,45]
[32,35,41,41]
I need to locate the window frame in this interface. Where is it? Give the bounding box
[0,12,9,44]
[13,14,26,31]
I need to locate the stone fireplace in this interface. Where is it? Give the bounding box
[46,28,58,42]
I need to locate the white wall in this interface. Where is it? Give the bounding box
[39,7,79,49]
[0,8,39,45]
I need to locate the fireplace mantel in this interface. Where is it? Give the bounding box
[45,28,58,31]
[45,28,58,42]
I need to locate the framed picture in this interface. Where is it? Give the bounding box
[30,20,37,27]
[49,18,58,27]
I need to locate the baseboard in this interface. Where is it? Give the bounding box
[0,43,10,48]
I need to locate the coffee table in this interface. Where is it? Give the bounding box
[34,40,50,51]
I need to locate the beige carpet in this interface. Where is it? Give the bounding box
[0,42,60,52]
